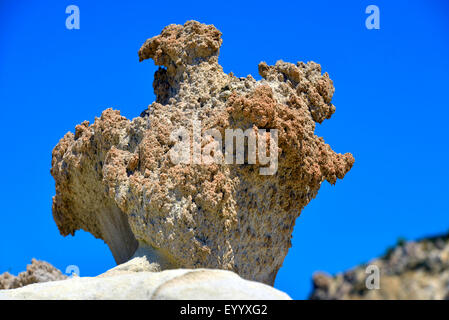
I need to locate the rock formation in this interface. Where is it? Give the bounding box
[50,20,354,285]
[0,257,291,300]
[0,259,67,290]
[310,233,449,300]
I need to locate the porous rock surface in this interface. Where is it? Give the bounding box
[0,257,291,300]
[51,20,354,285]
[0,259,67,290]
[310,233,449,300]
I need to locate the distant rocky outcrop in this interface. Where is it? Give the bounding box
[0,257,291,300]
[50,20,353,286]
[310,233,449,300]
[0,259,67,290]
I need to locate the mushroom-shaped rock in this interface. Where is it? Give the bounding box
[51,20,354,285]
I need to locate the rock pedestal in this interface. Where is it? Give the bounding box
[50,21,354,285]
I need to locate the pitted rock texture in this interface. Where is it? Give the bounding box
[310,233,449,300]
[0,259,67,290]
[51,20,354,285]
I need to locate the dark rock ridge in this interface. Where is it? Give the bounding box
[310,232,449,300]
[50,20,354,285]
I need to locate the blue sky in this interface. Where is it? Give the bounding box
[0,0,448,299]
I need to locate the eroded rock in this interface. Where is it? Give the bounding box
[309,233,449,300]
[0,259,67,290]
[51,20,354,285]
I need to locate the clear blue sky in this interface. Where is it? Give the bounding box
[1,0,448,299]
